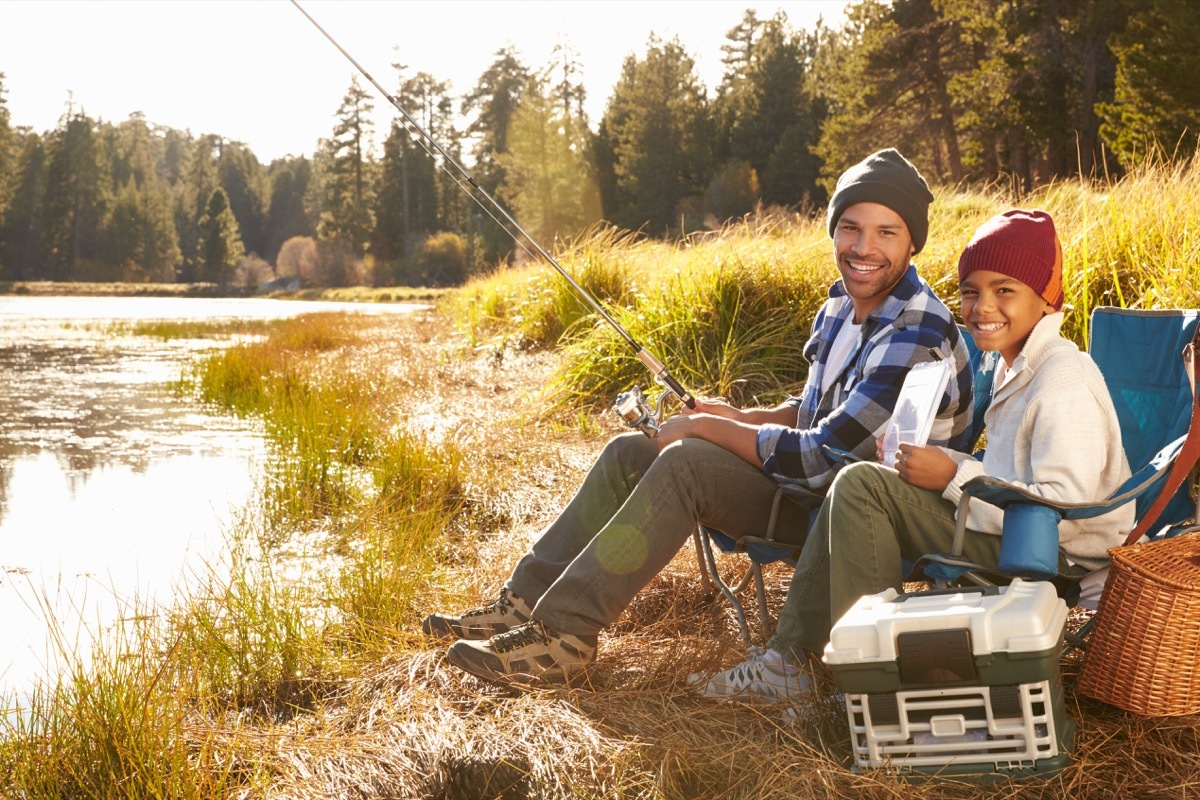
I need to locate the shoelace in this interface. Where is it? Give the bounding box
[725,647,792,689]
[490,620,550,653]
[462,590,514,620]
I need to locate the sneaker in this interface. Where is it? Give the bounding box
[445,619,596,684]
[421,588,533,640]
[689,646,811,705]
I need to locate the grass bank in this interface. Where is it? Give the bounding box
[2,160,1199,797]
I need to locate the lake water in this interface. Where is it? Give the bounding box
[0,295,423,700]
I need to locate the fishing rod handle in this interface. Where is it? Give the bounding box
[635,349,695,409]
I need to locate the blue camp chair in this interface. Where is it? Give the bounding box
[694,325,989,643]
[918,307,1200,634]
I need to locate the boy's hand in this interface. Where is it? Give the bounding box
[895,443,957,491]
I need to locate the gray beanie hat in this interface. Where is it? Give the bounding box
[825,149,934,254]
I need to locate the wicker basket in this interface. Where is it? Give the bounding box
[1077,532,1200,716]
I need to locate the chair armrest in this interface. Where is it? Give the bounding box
[959,434,1182,522]
[773,480,825,508]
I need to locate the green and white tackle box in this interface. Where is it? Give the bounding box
[822,580,1074,779]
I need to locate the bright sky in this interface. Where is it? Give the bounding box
[0,0,852,164]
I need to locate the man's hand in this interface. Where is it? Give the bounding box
[654,412,701,449]
[683,396,742,420]
[894,443,957,491]
[653,411,764,468]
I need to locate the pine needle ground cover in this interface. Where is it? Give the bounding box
[2,163,1199,798]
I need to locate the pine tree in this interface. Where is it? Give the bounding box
[1099,0,1200,166]
[600,35,716,235]
[196,187,243,284]
[218,141,268,258]
[462,47,530,195]
[1,133,47,280]
[374,68,451,284]
[498,74,601,248]
[265,156,313,265]
[318,76,376,262]
[715,11,823,210]
[812,0,968,188]
[42,108,111,281]
[458,51,532,267]
[177,135,221,282]
[102,115,180,281]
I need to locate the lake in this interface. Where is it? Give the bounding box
[0,295,423,701]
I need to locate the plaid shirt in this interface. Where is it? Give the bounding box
[757,264,974,490]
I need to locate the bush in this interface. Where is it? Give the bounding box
[418,231,469,286]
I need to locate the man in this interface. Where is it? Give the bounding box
[423,148,976,685]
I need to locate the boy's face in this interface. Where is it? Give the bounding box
[832,202,915,323]
[959,269,1056,366]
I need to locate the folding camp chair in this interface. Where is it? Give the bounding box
[693,482,821,642]
[695,325,991,643]
[917,307,1200,641]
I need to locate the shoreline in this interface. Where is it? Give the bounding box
[0,280,448,303]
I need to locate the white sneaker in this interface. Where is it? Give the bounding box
[690,647,811,705]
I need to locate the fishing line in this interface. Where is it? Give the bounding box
[290,0,695,434]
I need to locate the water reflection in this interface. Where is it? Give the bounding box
[0,295,422,697]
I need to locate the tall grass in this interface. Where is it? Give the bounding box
[0,576,277,797]
[458,159,1200,406]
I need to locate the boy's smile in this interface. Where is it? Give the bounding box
[960,269,1056,365]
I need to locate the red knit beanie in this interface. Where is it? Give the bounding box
[957,209,1063,311]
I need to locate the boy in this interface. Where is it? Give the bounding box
[698,209,1134,703]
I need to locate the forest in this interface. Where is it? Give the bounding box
[0,0,1197,290]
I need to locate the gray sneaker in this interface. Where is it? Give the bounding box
[689,646,812,705]
[445,619,596,685]
[421,587,532,640]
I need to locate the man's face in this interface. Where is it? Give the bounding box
[832,202,916,322]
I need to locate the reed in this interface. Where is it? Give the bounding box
[459,159,1200,403]
[0,582,273,797]
[104,318,273,340]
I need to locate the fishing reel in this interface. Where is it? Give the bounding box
[612,384,675,438]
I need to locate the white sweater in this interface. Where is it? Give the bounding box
[941,312,1133,570]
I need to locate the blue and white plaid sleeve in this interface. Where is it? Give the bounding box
[755,273,974,490]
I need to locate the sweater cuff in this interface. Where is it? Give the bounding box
[942,458,986,506]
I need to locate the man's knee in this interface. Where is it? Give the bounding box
[604,430,659,459]
[599,431,660,475]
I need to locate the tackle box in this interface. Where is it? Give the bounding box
[822,580,1074,778]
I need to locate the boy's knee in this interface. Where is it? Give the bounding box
[829,461,891,504]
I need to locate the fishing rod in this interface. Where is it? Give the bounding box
[290,0,694,437]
